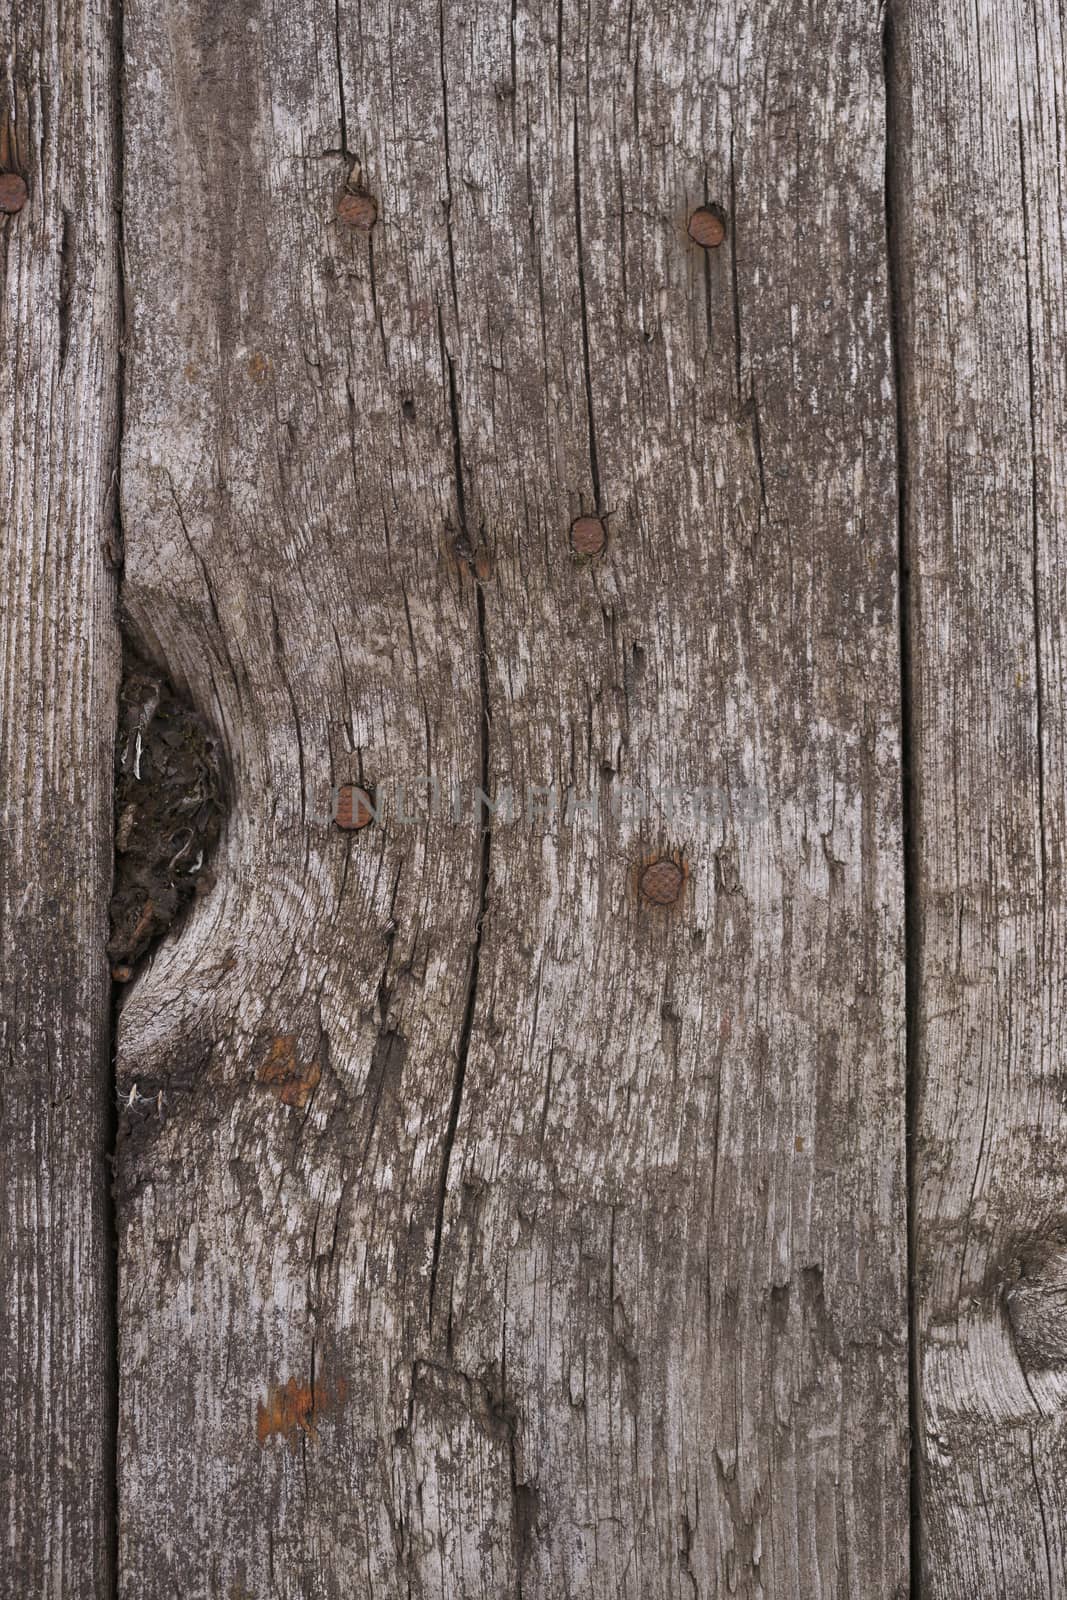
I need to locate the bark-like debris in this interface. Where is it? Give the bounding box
[108,650,223,977]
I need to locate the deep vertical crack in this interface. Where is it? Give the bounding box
[883,6,921,1596]
[428,10,488,1325]
[727,134,743,403]
[58,209,74,369]
[437,1,461,324]
[428,347,491,1334]
[571,106,601,511]
[333,0,349,159]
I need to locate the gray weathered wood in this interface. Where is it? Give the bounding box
[116,2,909,1594]
[892,0,1067,1593]
[0,1,119,1593]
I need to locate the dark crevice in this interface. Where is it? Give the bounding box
[267,586,307,824]
[700,183,714,348]
[108,645,224,976]
[500,1260,536,1595]
[727,132,743,402]
[367,233,387,360]
[509,0,517,105]
[58,208,74,368]
[1028,1428,1056,1599]
[571,106,601,511]
[717,149,766,518]
[333,0,349,160]
[883,6,922,1598]
[437,2,461,325]
[510,1441,538,1598]
[104,970,121,1599]
[428,349,492,1334]
[750,391,768,513]
[106,0,128,1586]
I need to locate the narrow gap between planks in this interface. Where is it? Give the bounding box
[106,0,129,1590]
[882,2,923,1594]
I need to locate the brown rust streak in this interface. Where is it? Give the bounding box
[256,1034,322,1110]
[256,1375,348,1451]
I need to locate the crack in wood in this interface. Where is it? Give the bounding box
[882,8,920,1596]
[58,207,74,368]
[438,1,461,326]
[428,332,493,1336]
[571,105,601,513]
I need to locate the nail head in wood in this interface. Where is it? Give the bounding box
[687,205,726,249]
[570,515,606,557]
[640,859,684,906]
[0,173,28,215]
[337,191,378,230]
[334,784,375,830]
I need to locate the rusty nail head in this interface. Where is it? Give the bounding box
[571,515,606,557]
[640,858,684,906]
[337,191,378,230]
[334,784,375,830]
[0,174,28,215]
[687,205,726,249]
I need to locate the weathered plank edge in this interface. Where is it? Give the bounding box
[0,0,121,1590]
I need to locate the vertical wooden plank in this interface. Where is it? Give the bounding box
[891,0,1067,1590]
[0,0,119,1593]
[118,1,908,1596]
[116,2,486,1593]
[427,3,909,1594]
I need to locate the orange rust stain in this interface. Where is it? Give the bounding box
[256,1035,321,1109]
[256,1375,345,1451]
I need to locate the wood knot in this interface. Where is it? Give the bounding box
[1006,1239,1067,1370]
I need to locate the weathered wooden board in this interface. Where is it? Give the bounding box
[892,0,1067,1593]
[114,0,909,1595]
[0,1,119,1594]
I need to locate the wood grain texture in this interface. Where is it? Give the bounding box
[891,0,1067,1593]
[116,1,907,1595]
[0,0,119,1593]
